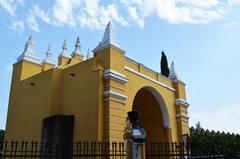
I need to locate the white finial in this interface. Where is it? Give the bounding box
[93,21,124,53]
[101,21,119,47]
[72,37,83,56]
[86,48,92,59]
[59,39,71,58]
[169,61,180,82]
[17,35,40,64]
[42,44,54,65]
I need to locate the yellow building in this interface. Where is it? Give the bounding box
[5,22,189,143]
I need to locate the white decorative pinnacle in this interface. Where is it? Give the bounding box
[169,61,180,82]
[86,48,91,59]
[59,39,71,58]
[93,21,124,53]
[17,36,40,64]
[42,44,54,65]
[72,37,83,56]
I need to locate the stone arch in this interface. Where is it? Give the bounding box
[132,86,171,142]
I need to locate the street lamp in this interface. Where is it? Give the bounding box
[127,111,146,143]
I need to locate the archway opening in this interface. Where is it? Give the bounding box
[132,87,169,142]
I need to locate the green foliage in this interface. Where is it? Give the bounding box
[190,123,240,158]
[160,51,169,77]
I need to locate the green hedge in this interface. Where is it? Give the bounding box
[190,126,240,158]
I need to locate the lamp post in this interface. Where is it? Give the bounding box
[127,111,146,159]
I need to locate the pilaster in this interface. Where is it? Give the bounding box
[175,97,190,141]
[103,69,128,141]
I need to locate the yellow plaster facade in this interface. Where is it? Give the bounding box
[5,23,190,143]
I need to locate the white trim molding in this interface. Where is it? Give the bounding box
[93,44,125,54]
[105,98,126,104]
[175,98,190,108]
[176,114,189,122]
[124,66,175,92]
[125,56,173,82]
[103,69,128,83]
[104,90,128,102]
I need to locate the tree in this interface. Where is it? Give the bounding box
[195,121,202,132]
[189,125,240,157]
[160,51,170,77]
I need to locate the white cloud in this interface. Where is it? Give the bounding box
[121,0,240,26]
[0,0,24,15]
[27,14,40,32]
[10,19,25,33]
[52,0,81,27]
[30,5,50,24]
[128,6,144,28]
[78,1,128,29]
[21,5,50,33]
[1,0,240,32]
[176,0,220,9]
[190,104,240,134]
[49,0,128,29]
[0,0,16,15]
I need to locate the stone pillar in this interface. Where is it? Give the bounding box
[175,98,190,141]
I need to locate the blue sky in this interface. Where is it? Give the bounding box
[0,0,240,133]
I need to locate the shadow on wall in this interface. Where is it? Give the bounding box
[0,129,4,151]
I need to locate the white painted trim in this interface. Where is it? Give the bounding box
[93,43,125,54]
[109,136,124,140]
[175,98,190,108]
[104,91,128,100]
[125,66,175,92]
[176,114,189,119]
[125,56,173,82]
[108,129,123,133]
[104,91,128,105]
[17,55,41,65]
[104,69,128,83]
[176,114,189,122]
[104,98,126,104]
[109,106,125,111]
[14,59,42,66]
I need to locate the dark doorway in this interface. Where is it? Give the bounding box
[41,115,74,158]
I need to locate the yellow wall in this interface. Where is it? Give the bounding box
[5,46,189,142]
[60,59,104,140]
[6,65,55,141]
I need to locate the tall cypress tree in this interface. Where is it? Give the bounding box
[160,50,170,77]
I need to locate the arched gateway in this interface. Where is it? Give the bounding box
[5,22,190,143]
[132,86,170,142]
